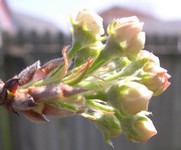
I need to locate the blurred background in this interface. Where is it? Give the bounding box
[0,0,181,150]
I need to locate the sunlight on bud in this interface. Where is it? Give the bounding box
[76,9,104,35]
[107,81,153,116]
[137,51,171,95]
[125,112,157,142]
[101,16,145,59]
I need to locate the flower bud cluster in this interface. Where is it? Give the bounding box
[0,9,170,146]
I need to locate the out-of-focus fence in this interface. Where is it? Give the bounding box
[0,31,181,150]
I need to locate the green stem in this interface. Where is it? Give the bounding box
[86,99,115,114]
[87,53,109,75]
[48,102,80,112]
[114,109,125,121]
[68,42,82,59]
[77,63,136,90]
[104,59,143,82]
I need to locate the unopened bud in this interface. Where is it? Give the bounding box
[76,9,104,36]
[88,17,145,74]
[124,112,157,142]
[107,81,153,116]
[69,9,105,58]
[137,51,171,95]
[102,16,145,59]
[138,50,160,65]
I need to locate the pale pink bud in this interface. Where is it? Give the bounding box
[141,64,171,96]
[104,16,145,58]
[76,9,104,35]
[107,82,153,116]
[138,50,160,65]
[125,32,145,57]
[126,112,157,142]
[137,50,171,95]
[109,17,143,43]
